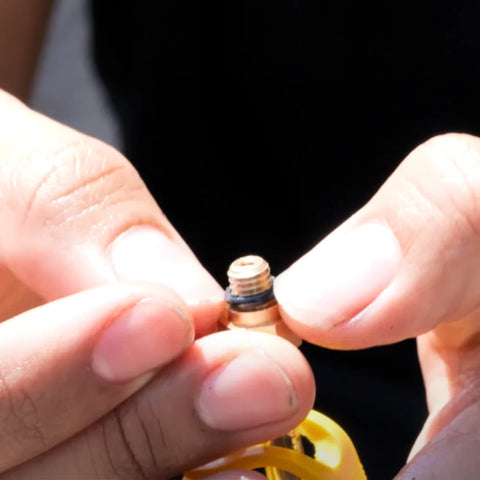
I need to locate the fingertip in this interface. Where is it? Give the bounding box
[274,223,401,329]
[110,225,225,334]
[193,331,315,434]
[273,223,403,348]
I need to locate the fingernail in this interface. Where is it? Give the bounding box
[196,350,297,431]
[92,299,193,383]
[274,223,401,328]
[110,226,224,305]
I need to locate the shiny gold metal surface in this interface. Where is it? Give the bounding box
[227,254,272,296]
[224,255,301,346]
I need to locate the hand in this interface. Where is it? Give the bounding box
[274,133,480,478]
[0,90,315,478]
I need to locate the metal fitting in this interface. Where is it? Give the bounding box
[224,255,301,346]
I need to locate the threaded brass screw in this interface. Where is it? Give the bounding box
[227,255,273,296]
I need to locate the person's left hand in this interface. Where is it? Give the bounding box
[273,133,480,478]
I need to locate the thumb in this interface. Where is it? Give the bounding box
[274,133,480,349]
[0,91,223,335]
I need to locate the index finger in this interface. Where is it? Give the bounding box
[0,90,223,335]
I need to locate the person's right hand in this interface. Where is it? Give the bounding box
[0,90,315,478]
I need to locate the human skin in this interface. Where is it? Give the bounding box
[3,89,480,479]
[274,133,480,479]
[1,5,479,475]
[0,91,315,478]
[208,134,480,480]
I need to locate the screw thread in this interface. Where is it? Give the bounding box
[227,255,273,296]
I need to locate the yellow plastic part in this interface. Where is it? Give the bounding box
[185,409,367,480]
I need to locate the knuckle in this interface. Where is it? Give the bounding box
[10,389,46,444]
[417,133,480,235]
[421,133,480,186]
[97,408,148,480]
[100,400,176,480]
[0,374,48,467]
[423,133,480,171]
[19,138,143,232]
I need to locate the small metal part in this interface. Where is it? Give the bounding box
[227,255,272,296]
[224,255,301,346]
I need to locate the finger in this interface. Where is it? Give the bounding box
[274,133,480,348]
[395,398,480,480]
[0,90,223,334]
[3,331,315,479]
[0,281,193,472]
[408,325,480,454]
